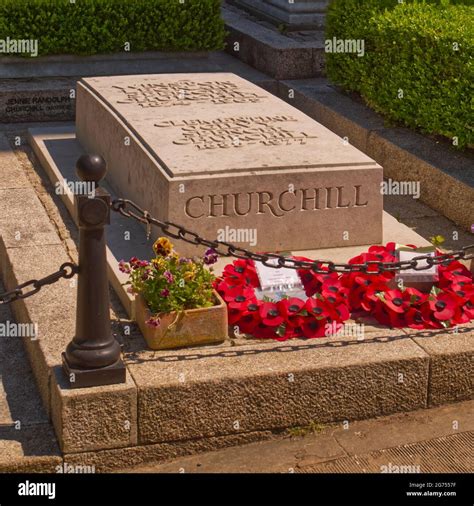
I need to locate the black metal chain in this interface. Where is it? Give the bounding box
[0,262,78,305]
[111,198,474,274]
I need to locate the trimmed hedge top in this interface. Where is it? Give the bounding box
[0,0,225,56]
[326,0,473,148]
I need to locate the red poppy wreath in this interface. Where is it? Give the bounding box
[214,242,474,341]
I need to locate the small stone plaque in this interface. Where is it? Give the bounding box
[76,73,383,255]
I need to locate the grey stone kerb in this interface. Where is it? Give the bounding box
[229,0,330,29]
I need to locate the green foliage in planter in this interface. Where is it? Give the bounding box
[121,237,218,317]
[0,0,225,56]
[326,0,473,147]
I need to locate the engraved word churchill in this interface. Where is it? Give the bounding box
[154,115,318,150]
[113,80,266,108]
[185,186,369,219]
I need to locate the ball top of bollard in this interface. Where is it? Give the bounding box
[76,154,106,184]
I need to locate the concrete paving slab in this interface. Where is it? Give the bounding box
[0,134,30,189]
[122,432,343,474]
[0,51,211,80]
[0,282,62,473]
[332,399,473,456]
[0,425,62,473]
[0,281,48,426]
[0,188,62,249]
[384,194,440,220]
[401,216,472,252]
[299,432,473,473]
[0,242,76,414]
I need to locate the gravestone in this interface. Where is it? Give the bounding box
[230,0,330,29]
[76,73,382,256]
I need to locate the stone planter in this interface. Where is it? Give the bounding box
[134,291,228,350]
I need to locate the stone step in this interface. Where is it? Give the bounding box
[0,281,61,472]
[230,0,330,30]
[223,3,326,79]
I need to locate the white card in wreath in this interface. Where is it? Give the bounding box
[253,258,305,300]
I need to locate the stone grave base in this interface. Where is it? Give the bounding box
[0,129,470,470]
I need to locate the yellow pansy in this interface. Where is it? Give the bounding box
[153,237,173,257]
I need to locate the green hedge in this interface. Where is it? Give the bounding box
[326,0,474,147]
[0,0,225,56]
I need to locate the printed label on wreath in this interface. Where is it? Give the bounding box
[254,258,306,300]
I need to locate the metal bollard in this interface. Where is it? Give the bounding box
[62,154,126,388]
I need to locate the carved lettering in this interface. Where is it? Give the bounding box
[155,116,317,150]
[232,192,252,216]
[184,186,370,219]
[354,185,369,207]
[113,81,266,108]
[336,186,351,208]
[278,190,296,212]
[209,194,230,217]
[257,191,284,217]
[185,196,204,218]
[301,188,322,211]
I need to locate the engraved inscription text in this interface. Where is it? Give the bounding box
[185,186,369,219]
[154,115,318,150]
[113,80,266,108]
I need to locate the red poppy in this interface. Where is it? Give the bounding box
[278,298,306,328]
[428,293,459,321]
[405,307,427,330]
[301,317,327,338]
[228,308,243,326]
[381,290,409,314]
[402,287,427,307]
[463,294,474,319]
[305,297,329,319]
[439,261,472,285]
[237,301,262,332]
[222,260,259,286]
[253,323,279,339]
[260,302,285,327]
[388,309,408,328]
[333,302,350,322]
[222,286,256,309]
[348,277,389,311]
[373,300,392,327]
[420,303,444,329]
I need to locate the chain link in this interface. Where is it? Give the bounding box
[111,198,474,274]
[0,262,78,305]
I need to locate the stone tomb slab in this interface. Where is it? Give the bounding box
[77,73,382,255]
